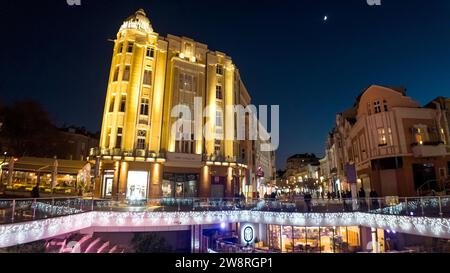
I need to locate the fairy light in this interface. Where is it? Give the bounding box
[1,201,450,248]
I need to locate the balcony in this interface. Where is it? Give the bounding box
[202,153,248,167]
[411,141,446,157]
[89,148,166,162]
[135,149,146,157]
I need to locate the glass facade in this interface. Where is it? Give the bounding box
[1,170,78,194]
[266,225,361,253]
[126,171,148,200]
[162,173,198,198]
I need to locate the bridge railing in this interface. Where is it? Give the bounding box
[1,195,449,225]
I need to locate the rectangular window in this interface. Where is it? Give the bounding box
[136,130,146,150]
[415,128,423,145]
[123,66,130,81]
[216,85,222,100]
[181,73,193,91]
[146,47,155,58]
[214,144,221,153]
[127,41,134,53]
[383,100,388,112]
[137,138,146,150]
[216,64,223,75]
[116,128,123,149]
[374,101,381,113]
[120,95,126,112]
[140,98,149,116]
[109,96,115,112]
[143,70,152,86]
[106,128,111,148]
[185,43,192,55]
[388,127,393,145]
[377,128,387,146]
[216,110,223,127]
[440,128,446,144]
[175,134,194,154]
[113,67,119,82]
[117,42,123,54]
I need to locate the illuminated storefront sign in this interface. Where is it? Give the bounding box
[241,223,255,245]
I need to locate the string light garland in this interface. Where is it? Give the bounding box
[1,205,450,248]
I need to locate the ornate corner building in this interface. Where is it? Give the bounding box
[89,9,262,200]
[324,85,450,197]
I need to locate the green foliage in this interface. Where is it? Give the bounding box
[131,233,173,253]
[1,100,58,157]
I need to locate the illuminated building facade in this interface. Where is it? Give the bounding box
[324,85,450,197]
[90,9,255,199]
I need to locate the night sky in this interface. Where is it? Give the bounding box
[1,0,450,168]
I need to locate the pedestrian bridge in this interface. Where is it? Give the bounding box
[1,196,450,247]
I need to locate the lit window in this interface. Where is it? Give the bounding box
[140,98,149,116]
[120,95,126,112]
[185,43,192,56]
[388,127,393,145]
[143,70,152,85]
[122,65,130,81]
[377,128,387,146]
[127,41,134,53]
[441,128,446,144]
[216,85,222,100]
[146,47,155,58]
[415,128,423,145]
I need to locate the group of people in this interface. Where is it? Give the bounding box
[326,190,352,200]
[263,192,278,199]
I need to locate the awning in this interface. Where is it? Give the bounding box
[1,157,87,174]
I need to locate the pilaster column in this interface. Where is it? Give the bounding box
[149,162,162,198]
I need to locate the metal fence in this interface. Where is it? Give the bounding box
[1,195,449,225]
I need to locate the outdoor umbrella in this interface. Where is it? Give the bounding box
[51,157,58,193]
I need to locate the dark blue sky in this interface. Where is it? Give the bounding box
[1,0,450,169]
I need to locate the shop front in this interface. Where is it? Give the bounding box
[126,171,149,200]
[0,157,89,196]
[101,170,114,198]
[162,173,198,198]
[266,224,361,253]
[211,175,226,198]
